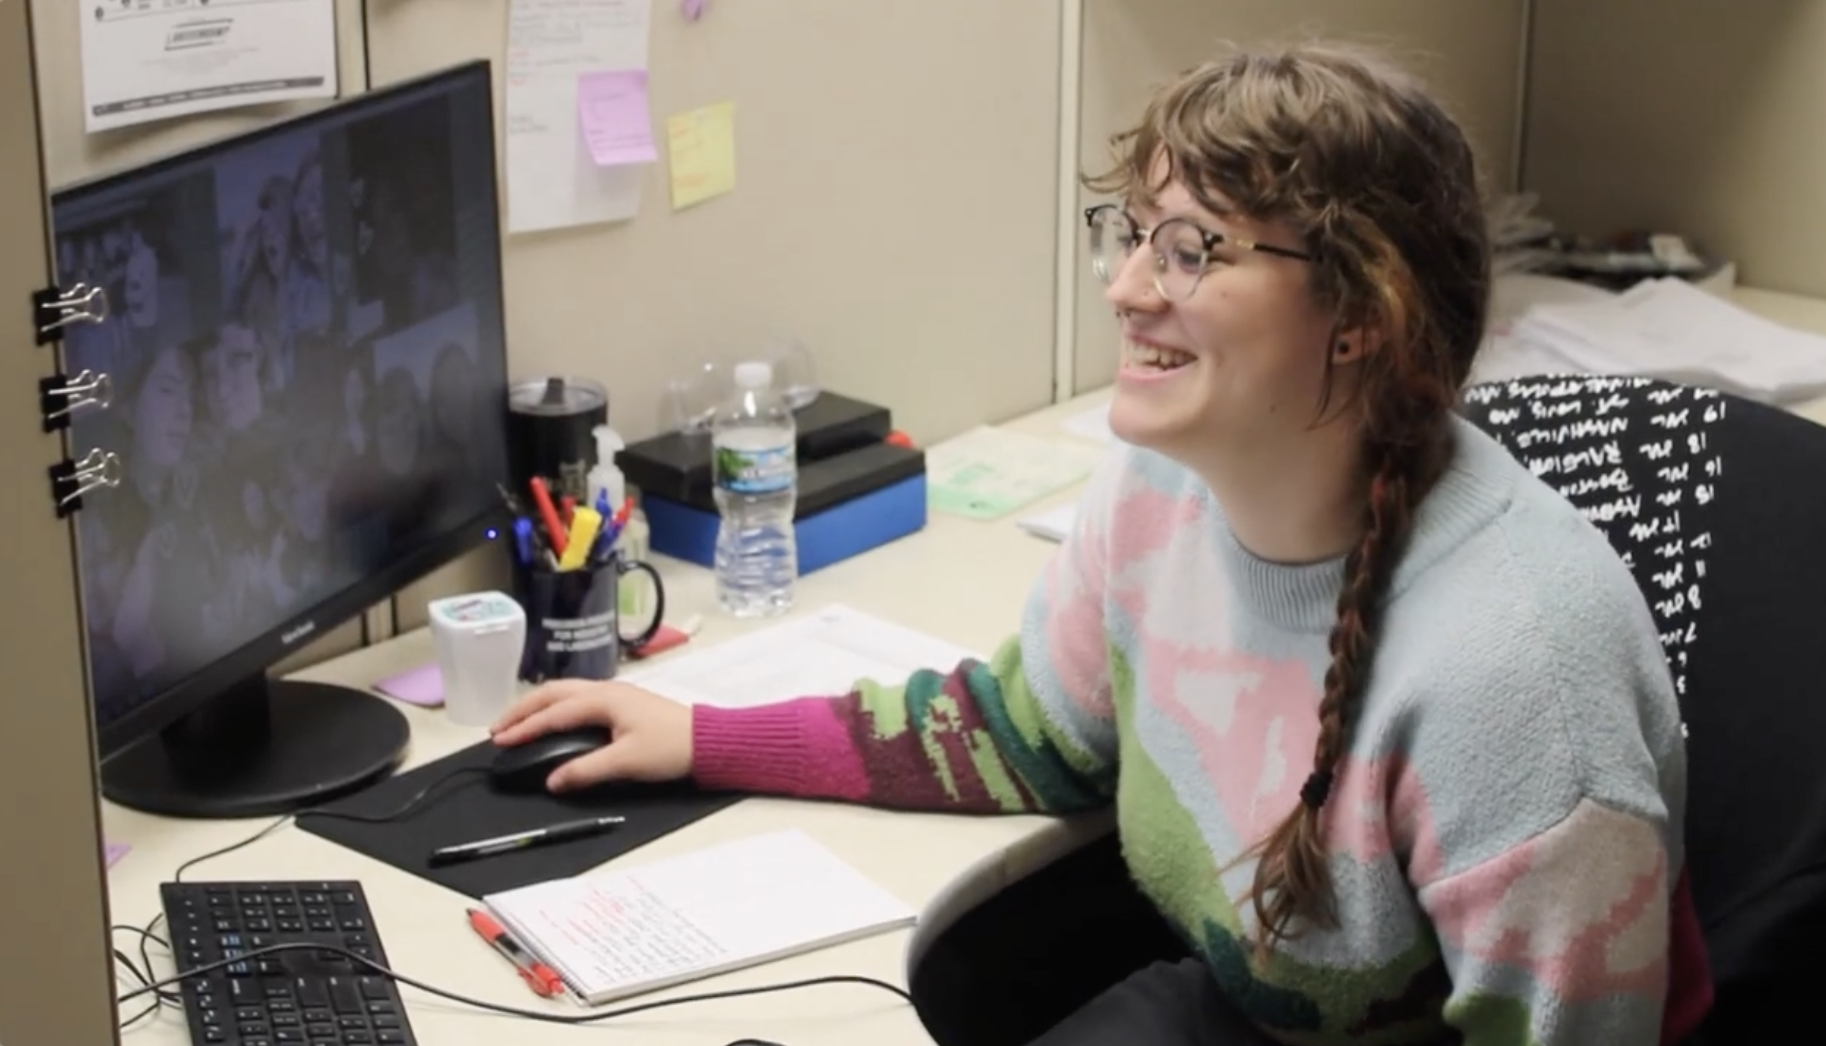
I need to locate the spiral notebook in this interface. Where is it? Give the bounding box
[479,828,917,1005]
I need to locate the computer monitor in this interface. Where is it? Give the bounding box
[50,61,511,819]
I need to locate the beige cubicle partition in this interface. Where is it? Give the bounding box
[364,0,1066,625]
[0,4,120,1044]
[1522,0,1826,298]
[1069,1,1531,395]
[28,0,383,664]
[28,0,1066,634]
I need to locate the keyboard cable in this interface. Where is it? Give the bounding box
[110,766,913,1033]
[113,764,489,1032]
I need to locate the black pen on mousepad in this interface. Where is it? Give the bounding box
[427,814,626,867]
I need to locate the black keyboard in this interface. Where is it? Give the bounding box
[160,880,417,1046]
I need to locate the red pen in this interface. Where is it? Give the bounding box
[466,907,565,998]
[560,494,576,527]
[527,477,569,557]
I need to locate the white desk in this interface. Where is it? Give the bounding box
[104,391,1118,1046]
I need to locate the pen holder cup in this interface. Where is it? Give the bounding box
[514,553,666,683]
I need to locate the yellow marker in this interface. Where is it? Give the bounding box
[557,507,603,572]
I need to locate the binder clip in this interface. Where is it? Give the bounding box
[49,447,123,518]
[39,369,112,432]
[32,283,109,346]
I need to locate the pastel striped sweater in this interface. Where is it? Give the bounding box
[692,416,1710,1045]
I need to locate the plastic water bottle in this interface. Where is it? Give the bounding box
[711,360,797,616]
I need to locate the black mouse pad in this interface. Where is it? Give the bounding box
[295,740,742,898]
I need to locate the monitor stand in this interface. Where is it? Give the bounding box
[100,672,411,819]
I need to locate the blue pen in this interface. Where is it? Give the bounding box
[512,517,536,565]
[594,489,610,518]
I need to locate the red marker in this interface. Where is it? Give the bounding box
[466,907,565,998]
[527,476,568,557]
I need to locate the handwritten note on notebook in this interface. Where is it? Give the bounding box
[666,102,736,209]
[619,604,979,709]
[578,69,657,165]
[482,829,915,1004]
[505,0,653,233]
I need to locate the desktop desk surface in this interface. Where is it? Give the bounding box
[103,284,1826,1045]
[103,390,1117,1046]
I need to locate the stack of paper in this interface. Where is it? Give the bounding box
[1481,275,1826,404]
[1060,404,1118,445]
[924,426,1108,520]
[482,829,916,1005]
[1016,502,1079,543]
[618,604,980,708]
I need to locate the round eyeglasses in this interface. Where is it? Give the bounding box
[1084,203,1313,301]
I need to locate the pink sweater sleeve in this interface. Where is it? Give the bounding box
[691,697,876,799]
[687,454,1127,813]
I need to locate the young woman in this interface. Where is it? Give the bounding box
[490,43,1708,1046]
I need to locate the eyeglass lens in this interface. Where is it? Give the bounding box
[1087,209,1209,301]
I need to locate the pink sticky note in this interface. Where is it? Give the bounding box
[578,69,658,167]
[682,0,709,19]
[105,842,129,867]
[374,662,445,707]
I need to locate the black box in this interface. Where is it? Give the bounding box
[620,391,892,507]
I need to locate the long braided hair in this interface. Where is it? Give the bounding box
[1084,42,1492,950]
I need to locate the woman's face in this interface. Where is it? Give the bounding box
[124,237,159,328]
[1103,171,1339,464]
[259,181,293,276]
[203,324,264,431]
[294,162,328,269]
[371,184,412,280]
[431,352,476,441]
[131,348,193,470]
[375,376,421,476]
[283,460,331,541]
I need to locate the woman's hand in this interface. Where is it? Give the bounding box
[490,681,693,792]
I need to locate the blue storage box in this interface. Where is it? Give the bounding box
[644,474,928,575]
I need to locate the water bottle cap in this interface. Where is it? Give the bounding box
[733,360,773,390]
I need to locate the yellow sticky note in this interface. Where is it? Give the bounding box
[666,102,736,209]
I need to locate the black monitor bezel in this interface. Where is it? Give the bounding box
[50,59,510,762]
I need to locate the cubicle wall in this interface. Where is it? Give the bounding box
[1522,0,1826,298]
[1069,1,1530,394]
[371,0,1066,624]
[0,5,119,1044]
[28,0,381,663]
[31,0,1067,630]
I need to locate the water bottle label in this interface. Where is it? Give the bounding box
[714,442,795,494]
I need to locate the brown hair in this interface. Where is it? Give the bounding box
[1084,42,1491,950]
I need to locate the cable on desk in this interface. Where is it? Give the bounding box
[120,765,488,1030]
[119,939,913,1027]
[117,763,914,1033]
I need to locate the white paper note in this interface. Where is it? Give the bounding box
[1061,404,1117,445]
[505,0,654,234]
[1016,502,1079,543]
[620,604,981,709]
[79,0,337,134]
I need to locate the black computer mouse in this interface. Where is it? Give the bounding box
[488,727,612,793]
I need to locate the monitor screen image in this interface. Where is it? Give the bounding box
[50,62,510,818]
